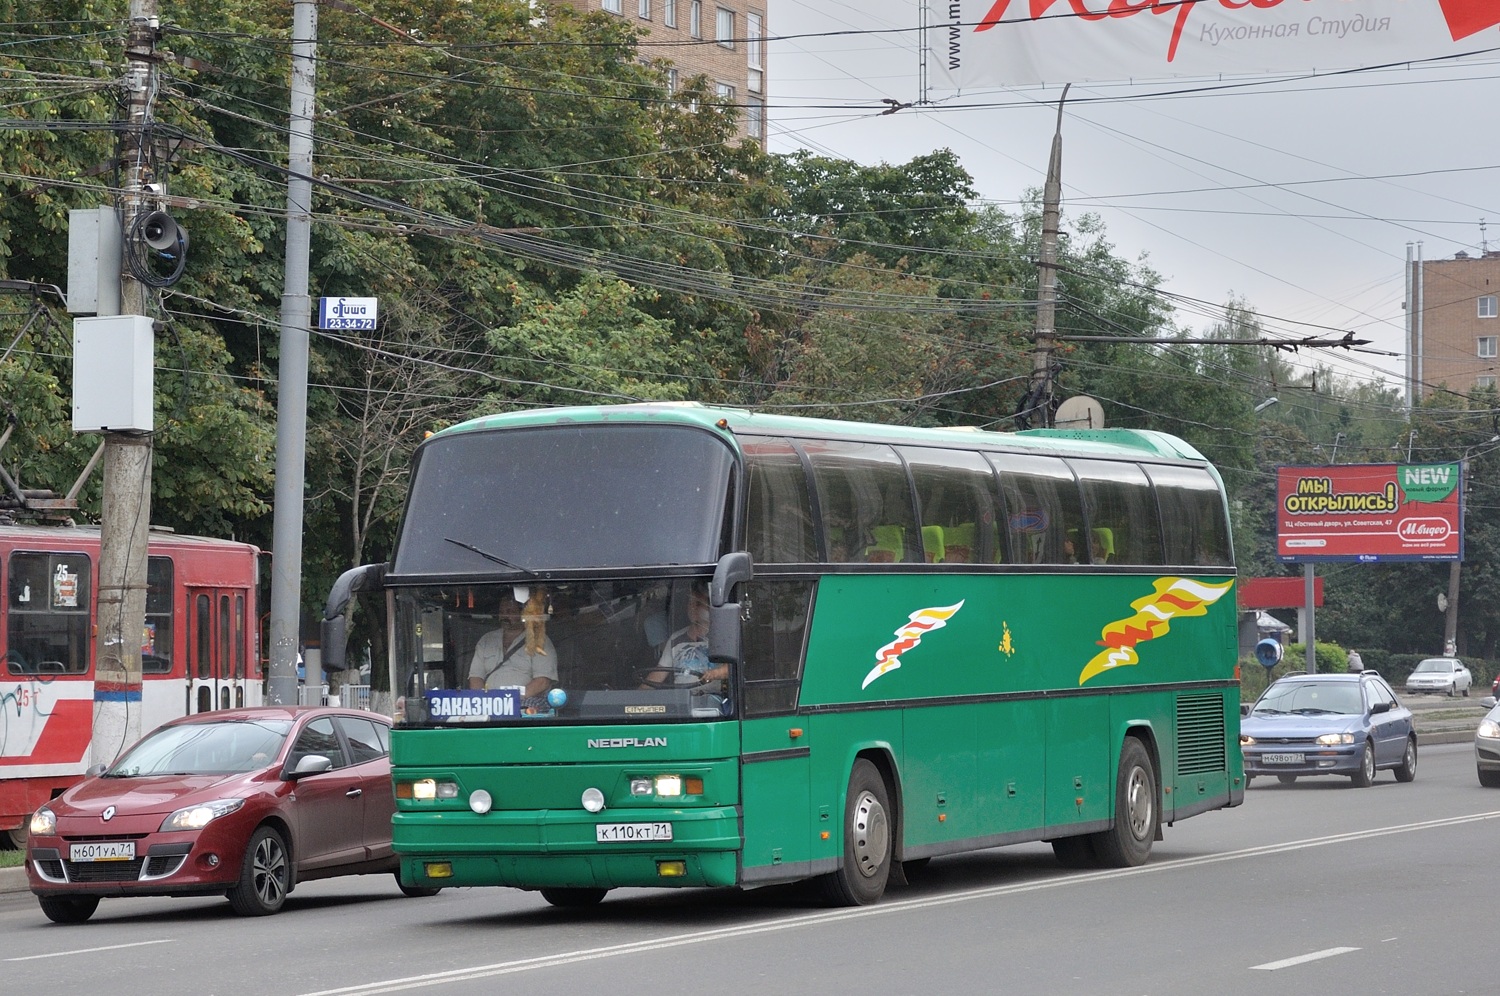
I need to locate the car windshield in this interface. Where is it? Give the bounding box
[105,719,293,776]
[1253,681,1363,716]
[1413,659,1454,673]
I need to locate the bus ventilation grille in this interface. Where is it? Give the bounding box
[1176,693,1226,776]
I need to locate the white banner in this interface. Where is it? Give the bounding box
[930,0,1500,89]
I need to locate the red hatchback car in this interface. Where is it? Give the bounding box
[25,706,435,923]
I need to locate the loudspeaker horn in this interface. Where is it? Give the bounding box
[140,210,183,251]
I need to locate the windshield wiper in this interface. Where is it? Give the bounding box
[1253,708,1285,715]
[443,537,538,577]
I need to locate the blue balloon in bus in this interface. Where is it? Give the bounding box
[1255,638,1284,669]
[547,687,567,709]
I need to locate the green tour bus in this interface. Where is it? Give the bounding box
[322,403,1242,907]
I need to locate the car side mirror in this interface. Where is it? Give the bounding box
[1239,703,1251,718]
[289,754,334,777]
[85,762,107,778]
[1370,701,1390,715]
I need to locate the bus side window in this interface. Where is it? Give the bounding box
[899,446,1003,566]
[805,440,918,564]
[1146,464,1233,567]
[741,580,813,716]
[1071,459,1163,566]
[989,453,1083,565]
[743,437,816,565]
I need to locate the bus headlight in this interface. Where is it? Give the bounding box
[469,789,492,815]
[581,788,606,813]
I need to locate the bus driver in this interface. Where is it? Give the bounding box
[468,589,557,697]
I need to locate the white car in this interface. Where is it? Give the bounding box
[1405,657,1473,697]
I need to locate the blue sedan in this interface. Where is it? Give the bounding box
[1241,671,1416,787]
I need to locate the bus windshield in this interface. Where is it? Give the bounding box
[392,424,735,575]
[392,579,732,726]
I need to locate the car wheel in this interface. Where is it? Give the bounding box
[539,887,608,908]
[1463,684,1470,698]
[37,895,99,924]
[228,826,290,916]
[1394,737,1417,782]
[1351,742,1376,788]
[1277,774,1298,785]
[1092,738,1157,868]
[1479,767,1500,788]
[395,871,442,898]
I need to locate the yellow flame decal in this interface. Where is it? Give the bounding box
[1077,577,1233,685]
[862,601,965,689]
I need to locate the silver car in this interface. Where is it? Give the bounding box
[1477,701,1500,786]
[1406,657,1472,697]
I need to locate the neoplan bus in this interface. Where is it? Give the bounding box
[322,403,1241,907]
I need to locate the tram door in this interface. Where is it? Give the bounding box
[187,588,249,712]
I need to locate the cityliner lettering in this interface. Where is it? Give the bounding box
[587,737,668,748]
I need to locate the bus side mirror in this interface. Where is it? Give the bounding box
[708,552,753,666]
[320,563,386,671]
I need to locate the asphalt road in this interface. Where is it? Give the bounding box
[2,741,1494,996]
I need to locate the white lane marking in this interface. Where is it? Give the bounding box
[300,809,1500,996]
[6,939,174,962]
[1252,947,1360,971]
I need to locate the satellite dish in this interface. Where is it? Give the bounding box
[1055,395,1105,429]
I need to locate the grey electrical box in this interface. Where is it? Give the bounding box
[73,315,153,433]
[67,206,122,316]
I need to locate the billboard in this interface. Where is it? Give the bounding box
[932,0,1499,89]
[1275,463,1462,563]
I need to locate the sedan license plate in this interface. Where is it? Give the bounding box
[1262,752,1305,765]
[69,841,135,862]
[595,822,673,843]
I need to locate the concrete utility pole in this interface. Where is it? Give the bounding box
[1029,84,1070,430]
[92,0,158,765]
[266,0,318,705]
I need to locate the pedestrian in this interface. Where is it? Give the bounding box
[1347,648,1363,671]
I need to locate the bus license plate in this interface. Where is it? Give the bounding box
[1262,753,1304,764]
[595,822,673,843]
[70,841,135,862]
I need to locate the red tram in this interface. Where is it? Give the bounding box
[0,524,262,844]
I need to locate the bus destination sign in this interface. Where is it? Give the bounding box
[318,296,378,331]
[1275,462,1462,564]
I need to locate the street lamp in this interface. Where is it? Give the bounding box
[1253,397,1279,413]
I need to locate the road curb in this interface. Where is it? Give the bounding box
[0,865,28,895]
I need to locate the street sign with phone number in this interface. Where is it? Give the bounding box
[318,297,378,331]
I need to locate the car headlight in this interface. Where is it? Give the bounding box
[1315,733,1355,746]
[1239,734,1256,746]
[159,798,245,832]
[1479,720,1500,739]
[29,807,56,836]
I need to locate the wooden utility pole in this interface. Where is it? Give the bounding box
[91,0,158,765]
[1027,84,1070,430]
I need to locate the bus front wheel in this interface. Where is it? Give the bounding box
[819,759,892,907]
[1092,738,1157,868]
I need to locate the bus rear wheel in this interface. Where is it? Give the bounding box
[540,887,608,908]
[1092,738,1157,868]
[818,759,892,907]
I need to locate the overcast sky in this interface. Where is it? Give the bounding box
[766,3,1500,396]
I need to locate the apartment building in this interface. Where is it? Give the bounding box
[564,0,767,145]
[1406,248,1500,404]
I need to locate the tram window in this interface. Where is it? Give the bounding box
[900,446,1003,564]
[804,440,918,563]
[1147,464,1233,567]
[989,453,1083,565]
[743,437,816,564]
[195,594,212,679]
[143,557,173,675]
[6,551,90,674]
[1071,459,1163,566]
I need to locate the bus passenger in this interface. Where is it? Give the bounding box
[641,588,728,687]
[468,590,558,697]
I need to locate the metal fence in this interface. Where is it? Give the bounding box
[294,683,373,710]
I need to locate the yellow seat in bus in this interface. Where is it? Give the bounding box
[944,522,975,563]
[921,526,945,563]
[1092,527,1114,563]
[865,525,905,563]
